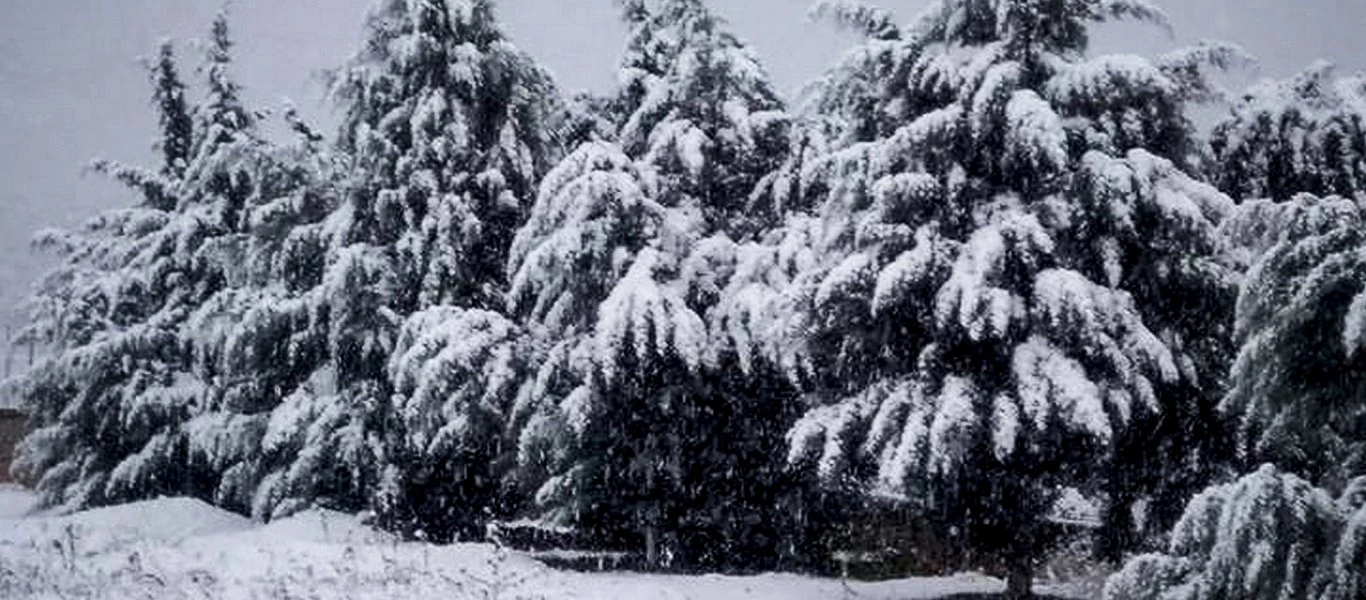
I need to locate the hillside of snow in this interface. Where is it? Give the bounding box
[0,484,1087,599]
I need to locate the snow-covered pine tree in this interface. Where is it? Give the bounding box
[10,14,274,511]
[179,106,341,516]
[775,0,1239,592]
[1220,193,1366,488]
[376,306,532,541]
[613,1,826,568]
[679,221,852,571]
[506,139,664,525]
[613,0,790,239]
[507,140,664,338]
[329,0,559,312]
[1104,465,1366,600]
[508,137,706,564]
[258,0,565,532]
[509,146,712,567]
[108,15,363,520]
[1211,62,1366,202]
[509,0,817,570]
[1109,155,1366,600]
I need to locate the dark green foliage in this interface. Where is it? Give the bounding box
[11,15,291,512]
[1212,62,1366,202]
[781,2,1239,594]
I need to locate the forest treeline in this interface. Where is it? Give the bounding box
[6,1,1366,599]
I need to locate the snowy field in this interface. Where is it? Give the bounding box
[0,484,1088,599]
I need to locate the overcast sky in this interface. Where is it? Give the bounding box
[1,0,1365,335]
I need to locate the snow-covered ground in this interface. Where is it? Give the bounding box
[0,484,1082,599]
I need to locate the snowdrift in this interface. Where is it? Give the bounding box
[0,486,1083,599]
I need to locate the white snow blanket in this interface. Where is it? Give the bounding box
[0,485,1068,599]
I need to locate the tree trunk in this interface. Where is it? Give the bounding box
[1005,559,1033,600]
[1097,491,1135,564]
[645,525,658,567]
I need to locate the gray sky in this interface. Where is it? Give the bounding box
[1,0,1365,336]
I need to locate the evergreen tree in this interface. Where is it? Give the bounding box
[181,105,340,516]
[10,15,281,512]
[1105,465,1366,600]
[613,0,790,238]
[507,139,664,535]
[510,0,817,570]
[1220,193,1366,488]
[508,138,717,567]
[329,0,559,312]
[1211,62,1366,202]
[377,306,532,541]
[269,0,565,532]
[772,1,1238,593]
[1111,183,1366,599]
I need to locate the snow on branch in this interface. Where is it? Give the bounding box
[810,0,902,40]
[593,248,707,381]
